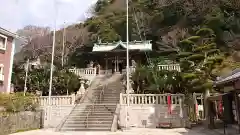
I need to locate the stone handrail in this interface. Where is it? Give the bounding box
[120,93,184,105]
[69,68,97,85]
[111,104,120,132]
[34,95,76,106]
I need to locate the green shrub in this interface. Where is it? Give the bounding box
[0,92,39,112]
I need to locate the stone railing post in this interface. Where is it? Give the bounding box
[71,94,76,105]
[120,93,123,105]
[94,67,97,76]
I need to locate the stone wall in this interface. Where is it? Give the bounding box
[41,105,74,128]
[0,111,43,135]
[119,104,187,128]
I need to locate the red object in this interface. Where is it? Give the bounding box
[218,100,223,114]
[167,95,172,114]
[195,101,198,115]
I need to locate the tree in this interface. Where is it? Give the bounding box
[175,28,223,94]
[12,65,80,96]
[131,60,183,94]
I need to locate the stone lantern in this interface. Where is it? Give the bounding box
[36,90,42,96]
[77,78,86,95]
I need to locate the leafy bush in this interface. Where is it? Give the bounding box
[0,92,38,112]
[12,67,81,96]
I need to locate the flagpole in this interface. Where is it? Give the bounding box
[126,0,130,130]
[23,59,29,96]
[48,0,57,106]
[61,22,66,67]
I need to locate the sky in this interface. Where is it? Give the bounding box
[0,0,98,32]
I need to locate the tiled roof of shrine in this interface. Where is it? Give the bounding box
[92,40,152,52]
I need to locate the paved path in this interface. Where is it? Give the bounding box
[10,127,217,135]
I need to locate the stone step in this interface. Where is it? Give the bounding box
[68,115,113,119]
[100,100,119,102]
[65,120,113,124]
[66,117,113,121]
[82,104,117,107]
[69,113,114,117]
[71,108,115,112]
[59,74,123,132]
[72,108,116,112]
[90,102,119,105]
[60,127,111,131]
[93,94,120,96]
[98,97,120,99]
[71,111,114,115]
[63,123,112,128]
[84,106,116,109]
[95,98,119,100]
[71,108,116,114]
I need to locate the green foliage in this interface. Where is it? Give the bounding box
[131,28,223,94]
[0,93,38,112]
[12,66,80,96]
[94,0,115,13]
[131,61,183,94]
[176,29,223,93]
[15,0,240,67]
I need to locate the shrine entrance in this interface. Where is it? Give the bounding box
[112,56,124,74]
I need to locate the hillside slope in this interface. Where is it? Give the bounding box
[14,0,125,64]
[15,0,240,73]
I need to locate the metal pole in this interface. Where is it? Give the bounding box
[48,0,57,105]
[23,59,29,96]
[61,22,66,67]
[126,0,130,130]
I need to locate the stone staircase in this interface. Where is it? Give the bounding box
[59,74,123,131]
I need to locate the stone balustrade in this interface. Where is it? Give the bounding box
[119,93,186,128]
[158,64,181,72]
[69,68,97,84]
[34,95,76,106]
[120,93,184,105]
[69,68,96,77]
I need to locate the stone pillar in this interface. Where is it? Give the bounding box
[115,56,117,72]
[117,56,119,72]
[71,94,76,105]
[105,58,108,74]
[204,89,210,127]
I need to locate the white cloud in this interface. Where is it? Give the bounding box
[0,0,98,32]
